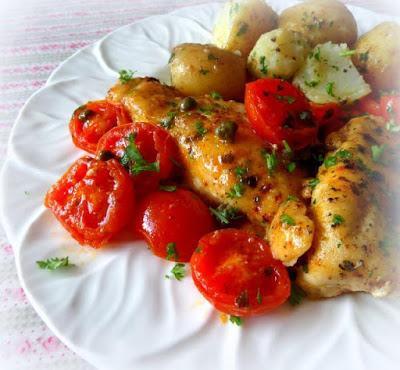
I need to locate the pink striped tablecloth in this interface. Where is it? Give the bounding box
[0,1,395,369]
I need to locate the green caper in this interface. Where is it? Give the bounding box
[215,121,238,142]
[78,109,94,121]
[180,97,197,111]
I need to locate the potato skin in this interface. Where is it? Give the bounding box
[169,43,246,101]
[213,0,278,58]
[247,28,310,80]
[279,0,357,47]
[353,22,400,91]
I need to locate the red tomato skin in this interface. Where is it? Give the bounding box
[380,95,400,121]
[191,229,290,317]
[245,78,317,149]
[134,189,214,262]
[45,156,134,247]
[69,100,131,154]
[357,96,383,117]
[96,123,181,195]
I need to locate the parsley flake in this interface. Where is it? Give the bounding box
[227,183,245,199]
[371,144,385,163]
[210,91,222,100]
[195,121,208,138]
[304,80,319,88]
[261,149,278,174]
[289,283,306,306]
[339,49,356,57]
[332,214,345,227]
[118,69,135,84]
[259,56,268,75]
[229,315,243,326]
[281,214,296,226]
[121,134,160,175]
[166,242,178,260]
[160,111,176,129]
[209,204,243,225]
[326,82,335,97]
[234,166,247,178]
[256,288,262,304]
[159,185,177,192]
[36,257,73,270]
[166,263,186,281]
[308,178,320,189]
[287,195,298,202]
[287,162,296,173]
[282,140,292,155]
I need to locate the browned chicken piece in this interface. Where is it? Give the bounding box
[107,77,306,236]
[269,198,315,266]
[297,115,399,298]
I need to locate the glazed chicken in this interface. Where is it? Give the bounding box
[297,116,399,297]
[107,77,306,237]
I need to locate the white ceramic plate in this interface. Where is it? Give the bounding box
[1,2,400,369]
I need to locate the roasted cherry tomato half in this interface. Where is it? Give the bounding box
[96,123,181,196]
[45,156,134,247]
[245,78,317,149]
[191,229,290,317]
[70,100,131,154]
[357,96,382,117]
[134,189,214,262]
[380,94,400,121]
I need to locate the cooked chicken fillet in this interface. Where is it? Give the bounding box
[107,78,305,235]
[297,116,399,298]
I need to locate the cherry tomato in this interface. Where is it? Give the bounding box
[96,123,181,195]
[380,95,400,121]
[70,100,131,154]
[45,156,134,247]
[310,102,342,126]
[191,229,290,317]
[134,189,214,262]
[357,96,382,117]
[245,78,317,149]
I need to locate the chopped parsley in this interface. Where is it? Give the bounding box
[308,178,320,189]
[234,166,247,178]
[166,242,178,260]
[261,149,278,174]
[287,162,296,173]
[168,52,175,63]
[332,214,345,227]
[36,257,73,270]
[209,204,243,225]
[304,80,319,88]
[195,121,208,137]
[256,288,262,304]
[118,69,135,84]
[287,195,298,202]
[259,56,268,75]
[314,47,321,61]
[229,315,243,326]
[199,67,210,75]
[359,51,369,62]
[236,22,248,36]
[198,105,215,115]
[289,283,306,306]
[339,49,356,57]
[324,149,351,168]
[276,94,296,104]
[166,263,186,281]
[210,91,222,100]
[282,140,292,155]
[326,82,335,97]
[227,183,245,199]
[121,134,160,175]
[160,111,176,129]
[280,214,296,226]
[159,185,177,192]
[371,144,385,163]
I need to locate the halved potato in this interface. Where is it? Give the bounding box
[247,28,310,80]
[169,43,246,100]
[279,0,357,47]
[213,0,278,58]
[353,22,400,91]
[293,42,371,104]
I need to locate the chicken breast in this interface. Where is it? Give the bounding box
[107,77,306,236]
[297,115,399,298]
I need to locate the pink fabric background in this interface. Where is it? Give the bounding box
[0,1,395,369]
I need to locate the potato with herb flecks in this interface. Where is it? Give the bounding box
[169,43,246,101]
[353,22,400,91]
[213,0,278,58]
[279,0,357,47]
[293,42,371,104]
[247,28,310,80]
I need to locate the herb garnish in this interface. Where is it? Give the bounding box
[324,149,351,168]
[210,204,243,225]
[371,144,385,163]
[308,178,320,189]
[229,315,243,326]
[259,56,268,75]
[227,183,245,198]
[289,283,306,306]
[256,288,262,304]
[166,242,178,260]
[119,69,135,84]
[281,214,296,226]
[121,134,160,175]
[339,49,356,57]
[261,149,278,174]
[386,120,400,132]
[304,80,319,88]
[287,195,298,202]
[160,111,176,129]
[199,67,210,75]
[314,47,321,61]
[287,162,296,173]
[332,214,345,227]
[210,91,222,100]
[168,53,175,63]
[359,51,369,62]
[36,257,73,270]
[165,263,186,281]
[326,82,335,97]
[195,121,208,137]
[276,95,296,104]
[159,185,177,192]
[282,140,292,155]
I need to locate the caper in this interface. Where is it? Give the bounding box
[215,121,238,142]
[180,97,197,111]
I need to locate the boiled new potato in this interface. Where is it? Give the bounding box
[247,28,310,80]
[213,0,278,58]
[279,0,357,47]
[293,42,371,104]
[169,43,246,100]
[353,22,400,91]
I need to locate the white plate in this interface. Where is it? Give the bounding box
[1,2,400,370]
